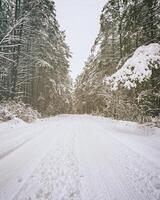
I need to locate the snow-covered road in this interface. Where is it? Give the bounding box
[0,115,160,200]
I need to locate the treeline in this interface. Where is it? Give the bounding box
[74,0,160,122]
[0,0,72,115]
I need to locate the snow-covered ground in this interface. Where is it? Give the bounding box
[0,115,160,200]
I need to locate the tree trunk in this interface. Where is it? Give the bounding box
[11,0,22,99]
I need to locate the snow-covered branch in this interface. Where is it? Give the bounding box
[105,43,160,90]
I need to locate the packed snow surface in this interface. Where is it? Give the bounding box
[106,43,160,90]
[0,115,160,200]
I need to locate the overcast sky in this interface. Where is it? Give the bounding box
[55,0,106,79]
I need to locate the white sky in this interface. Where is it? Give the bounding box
[55,0,106,80]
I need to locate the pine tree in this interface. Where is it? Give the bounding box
[0,0,72,116]
[74,0,160,122]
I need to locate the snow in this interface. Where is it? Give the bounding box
[0,115,160,200]
[0,101,41,123]
[105,43,160,90]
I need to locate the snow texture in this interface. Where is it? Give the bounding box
[0,115,160,200]
[105,43,160,90]
[0,101,41,123]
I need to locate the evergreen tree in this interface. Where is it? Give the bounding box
[0,0,72,115]
[74,0,160,122]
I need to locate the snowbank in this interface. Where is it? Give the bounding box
[88,114,160,136]
[0,101,41,123]
[105,43,160,90]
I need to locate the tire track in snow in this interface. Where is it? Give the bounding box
[0,124,47,160]
[0,123,66,200]
[0,115,160,200]
[13,126,81,200]
[74,117,160,200]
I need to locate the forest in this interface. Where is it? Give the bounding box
[0,0,72,118]
[74,0,160,123]
[0,0,160,124]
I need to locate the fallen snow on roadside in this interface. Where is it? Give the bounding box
[0,115,160,200]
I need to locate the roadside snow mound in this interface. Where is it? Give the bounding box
[106,43,160,90]
[0,101,41,123]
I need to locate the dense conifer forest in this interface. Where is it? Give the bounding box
[0,0,72,116]
[74,0,160,123]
